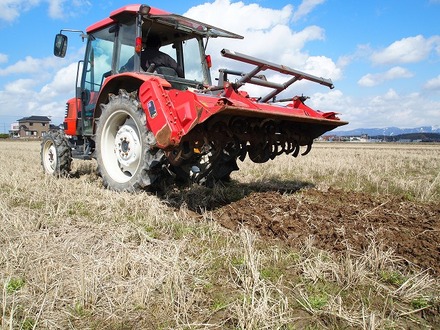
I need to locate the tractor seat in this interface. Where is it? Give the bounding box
[154,66,179,77]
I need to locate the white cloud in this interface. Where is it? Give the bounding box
[304,55,342,81]
[185,0,336,80]
[47,0,64,19]
[371,35,440,65]
[0,0,23,22]
[39,62,77,96]
[308,89,348,113]
[424,75,440,91]
[0,53,8,64]
[371,88,399,104]
[0,0,91,21]
[4,78,38,93]
[358,66,413,87]
[337,44,372,68]
[0,0,44,22]
[290,25,325,51]
[0,55,61,76]
[293,0,326,22]
[183,0,339,106]
[309,88,440,129]
[48,0,92,19]
[185,0,292,35]
[0,53,79,123]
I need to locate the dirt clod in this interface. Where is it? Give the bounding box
[211,188,440,274]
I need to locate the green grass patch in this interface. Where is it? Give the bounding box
[380,270,406,286]
[411,297,430,309]
[6,277,25,294]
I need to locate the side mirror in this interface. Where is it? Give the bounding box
[54,34,68,58]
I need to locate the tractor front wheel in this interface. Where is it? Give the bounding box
[95,90,163,192]
[40,130,72,176]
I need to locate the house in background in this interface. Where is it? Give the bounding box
[12,116,52,138]
[9,122,20,138]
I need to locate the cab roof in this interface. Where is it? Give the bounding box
[86,4,243,40]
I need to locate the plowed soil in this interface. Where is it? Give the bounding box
[210,188,440,275]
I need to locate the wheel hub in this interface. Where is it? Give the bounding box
[44,144,57,172]
[114,124,141,167]
[47,146,55,163]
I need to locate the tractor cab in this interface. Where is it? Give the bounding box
[55,5,242,145]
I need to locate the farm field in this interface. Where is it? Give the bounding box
[0,140,439,329]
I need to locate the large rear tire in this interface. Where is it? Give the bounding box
[40,130,72,176]
[96,90,163,192]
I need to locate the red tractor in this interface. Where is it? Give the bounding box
[41,4,347,191]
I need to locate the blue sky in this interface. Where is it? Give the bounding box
[1,0,440,133]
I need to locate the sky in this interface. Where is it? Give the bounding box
[1,0,440,133]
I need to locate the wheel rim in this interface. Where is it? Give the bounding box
[100,110,142,184]
[42,140,57,174]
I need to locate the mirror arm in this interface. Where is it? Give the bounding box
[59,29,88,41]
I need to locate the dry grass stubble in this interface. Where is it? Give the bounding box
[237,142,440,202]
[0,142,215,328]
[1,140,439,329]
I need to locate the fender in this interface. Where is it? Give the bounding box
[96,72,204,149]
[94,72,171,119]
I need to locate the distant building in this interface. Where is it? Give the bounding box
[14,116,52,138]
[9,122,20,138]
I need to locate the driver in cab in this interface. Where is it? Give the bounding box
[121,34,184,78]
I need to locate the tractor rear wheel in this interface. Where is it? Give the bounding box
[40,130,72,176]
[96,90,163,192]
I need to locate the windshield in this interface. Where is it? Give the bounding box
[117,21,136,73]
[158,38,204,82]
[83,28,115,93]
[140,15,211,84]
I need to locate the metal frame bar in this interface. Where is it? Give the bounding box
[219,48,334,103]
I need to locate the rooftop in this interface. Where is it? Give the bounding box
[17,116,51,122]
